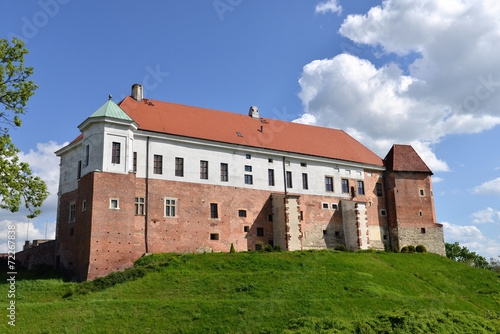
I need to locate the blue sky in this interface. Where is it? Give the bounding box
[1,0,499,259]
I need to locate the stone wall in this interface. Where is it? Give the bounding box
[396,225,446,256]
[16,240,56,270]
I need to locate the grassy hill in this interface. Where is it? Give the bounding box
[1,250,499,333]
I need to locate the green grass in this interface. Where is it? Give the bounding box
[1,250,499,333]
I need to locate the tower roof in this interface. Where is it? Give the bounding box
[89,97,134,121]
[384,144,432,174]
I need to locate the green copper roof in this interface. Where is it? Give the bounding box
[89,97,134,121]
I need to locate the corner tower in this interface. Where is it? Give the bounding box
[384,145,445,255]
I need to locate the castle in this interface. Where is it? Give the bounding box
[29,84,446,281]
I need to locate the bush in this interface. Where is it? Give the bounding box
[274,244,282,252]
[383,242,390,252]
[264,244,274,252]
[401,246,409,253]
[416,245,427,253]
[408,245,416,253]
[334,245,347,252]
[230,243,236,253]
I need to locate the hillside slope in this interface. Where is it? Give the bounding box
[1,250,499,333]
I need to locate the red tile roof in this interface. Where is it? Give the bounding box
[117,96,383,166]
[384,144,432,174]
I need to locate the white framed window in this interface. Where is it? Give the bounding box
[380,209,387,217]
[322,202,329,210]
[165,198,177,217]
[419,189,425,196]
[109,198,119,210]
[331,203,338,210]
[69,202,76,223]
[135,197,145,215]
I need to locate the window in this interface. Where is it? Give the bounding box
[419,189,425,196]
[257,227,264,236]
[175,157,184,177]
[154,155,163,174]
[220,163,228,182]
[357,181,365,195]
[245,165,252,172]
[77,160,82,180]
[302,173,309,190]
[301,162,307,167]
[82,200,87,212]
[334,231,340,237]
[244,226,249,232]
[323,230,328,236]
[236,132,242,137]
[112,142,120,164]
[135,197,145,215]
[380,209,387,217]
[286,171,292,188]
[322,202,329,209]
[238,210,247,217]
[133,152,137,172]
[110,198,119,209]
[332,203,338,210]
[69,202,76,223]
[210,233,219,240]
[210,203,218,219]
[325,176,333,192]
[342,179,349,193]
[268,214,273,222]
[419,210,423,217]
[268,158,273,163]
[268,169,275,186]
[421,228,426,234]
[200,160,208,179]
[246,154,251,159]
[244,174,253,184]
[376,183,383,197]
[165,198,177,217]
[85,145,89,166]
[300,211,303,221]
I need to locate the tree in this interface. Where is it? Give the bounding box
[445,242,491,270]
[0,38,47,218]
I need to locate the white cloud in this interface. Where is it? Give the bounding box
[0,220,56,255]
[299,0,500,169]
[473,177,500,195]
[432,176,444,183]
[442,221,500,259]
[471,207,500,224]
[0,141,65,253]
[315,0,342,15]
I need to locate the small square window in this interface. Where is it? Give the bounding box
[380,209,387,217]
[301,162,307,167]
[246,154,251,159]
[245,165,252,172]
[210,233,219,240]
[334,231,340,237]
[421,228,426,234]
[239,210,247,217]
[323,229,328,236]
[322,202,329,209]
[268,158,273,163]
[244,174,253,184]
[332,203,338,210]
[257,227,264,236]
[110,199,119,209]
[244,226,249,232]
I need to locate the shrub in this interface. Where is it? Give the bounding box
[274,244,282,252]
[408,245,416,253]
[384,242,390,252]
[401,246,409,253]
[334,245,347,252]
[230,243,236,253]
[416,245,427,253]
[264,244,274,252]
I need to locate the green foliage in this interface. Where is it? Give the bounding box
[446,242,492,269]
[383,241,390,252]
[230,243,235,253]
[401,246,409,253]
[407,245,415,253]
[0,134,48,216]
[416,244,427,253]
[274,244,282,252]
[2,251,499,333]
[334,244,347,251]
[264,244,274,252]
[0,38,46,217]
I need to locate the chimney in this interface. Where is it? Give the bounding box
[131,84,143,101]
[249,106,259,119]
